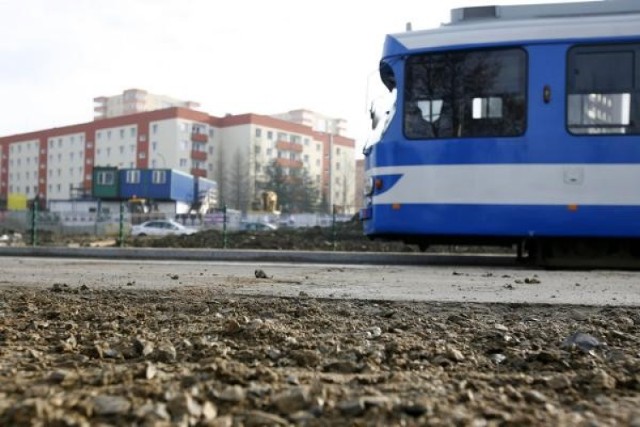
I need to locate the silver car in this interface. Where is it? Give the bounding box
[131,220,197,237]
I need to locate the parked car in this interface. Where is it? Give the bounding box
[241,221,277,232]
[131,220,197,237]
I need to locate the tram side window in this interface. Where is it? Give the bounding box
[567,45,638,135]
[404,48,526,139]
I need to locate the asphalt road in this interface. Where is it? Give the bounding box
[1,255,638,306]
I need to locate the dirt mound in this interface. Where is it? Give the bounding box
[128,220,417,252]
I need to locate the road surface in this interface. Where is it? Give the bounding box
[1,256,638,306]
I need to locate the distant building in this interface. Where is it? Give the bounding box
[0,99,357,214]
[93,88,200,120]
[270,109,348,137]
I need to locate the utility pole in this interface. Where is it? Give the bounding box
[328,131,333,213]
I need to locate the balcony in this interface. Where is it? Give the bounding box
[276,158,303,168]
[191,133,208,143]
[191,150,207,161]
[190,168,207,177]
[275,140,303,153]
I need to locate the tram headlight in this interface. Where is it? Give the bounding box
[364,176,375,197]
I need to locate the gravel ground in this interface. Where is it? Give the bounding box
[1,284,639,426]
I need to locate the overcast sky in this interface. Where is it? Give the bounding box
[1,0,589,151]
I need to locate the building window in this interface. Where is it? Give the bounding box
[126,170,140,184]
[255,128,262,138]
[152,141,157,151]
[267,131,273,139]
[567,43,638,135]
[179,158,187,167]
[130,127,136,137]
[119,146,124,154]
[96,171,115,185]
[139,152,146,159]
[151,170,166,184]
[107,130,112,139]
[405,47,527,138]
[152,124,158,134]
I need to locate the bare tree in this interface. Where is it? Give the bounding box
[228,149,251,212]
[214,143,229,207]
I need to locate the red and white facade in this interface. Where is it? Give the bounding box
[0,107,357,212]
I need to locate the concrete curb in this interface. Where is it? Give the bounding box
[0,246,518,267]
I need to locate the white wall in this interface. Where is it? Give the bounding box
[7,139,39,197]
[46,132,87,199]
[94,125,138,169]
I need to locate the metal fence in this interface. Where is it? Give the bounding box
[0,204,360,249]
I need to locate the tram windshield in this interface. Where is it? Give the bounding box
[404,48,527,139]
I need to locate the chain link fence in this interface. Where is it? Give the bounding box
[0,204,361,250]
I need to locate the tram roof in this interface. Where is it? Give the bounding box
[385,0,640,55]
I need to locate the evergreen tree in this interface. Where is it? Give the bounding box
[263,160,319,213]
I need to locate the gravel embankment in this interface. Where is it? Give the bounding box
[1,285,639,426]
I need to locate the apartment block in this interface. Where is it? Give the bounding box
[94,88,200,120]
[271,109,348,137]
[1,106,357,213]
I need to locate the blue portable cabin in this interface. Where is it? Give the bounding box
[195,176,217,201]
[361,1,640,255]
[194,176,218,211]
[118,169,195,203]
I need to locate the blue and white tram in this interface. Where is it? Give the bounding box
[361,1,640,263]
